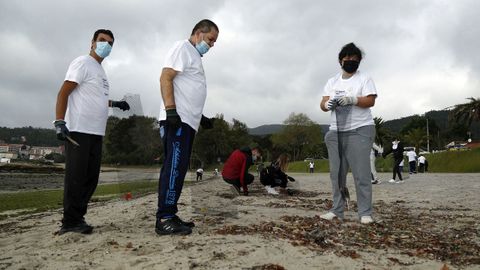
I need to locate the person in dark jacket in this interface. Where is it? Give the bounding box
[260,153,295,195]
[383,139,404,183]
[222,146,261,196]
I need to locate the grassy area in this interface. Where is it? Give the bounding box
[0,180,159,219]
[286,148,480,173]
[376,148,480,173]
[287,159,330,173]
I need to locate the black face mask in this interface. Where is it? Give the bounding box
[342,60,359,73]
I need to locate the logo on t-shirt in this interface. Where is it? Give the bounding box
[102,78,109,96]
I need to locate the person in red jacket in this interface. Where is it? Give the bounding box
[222,146,261,196]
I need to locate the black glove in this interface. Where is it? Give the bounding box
[54,120,70,141]
[200,115,215,129]
[111,100,130,111]
[166,108,182,130]
[287,176,296,182]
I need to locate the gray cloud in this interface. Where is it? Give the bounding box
[1,0,479,129]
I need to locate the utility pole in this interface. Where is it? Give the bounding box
[426,117,430,152]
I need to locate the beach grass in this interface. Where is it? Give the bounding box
[376,147,480,173]
[286,148,480,173]
[0,180,159,219]
[287,159,330,173]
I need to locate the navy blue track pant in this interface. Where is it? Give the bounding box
[156,121,195,220]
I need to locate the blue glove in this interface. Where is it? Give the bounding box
[337,96,358,106]
[111,100,130,111]
[53,120,70,141]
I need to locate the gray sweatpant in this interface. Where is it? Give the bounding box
[325,125,375,218]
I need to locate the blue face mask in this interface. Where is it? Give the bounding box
[195,39,210,56]
[95,41,112,58]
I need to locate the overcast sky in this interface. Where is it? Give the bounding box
[1,0,479,129]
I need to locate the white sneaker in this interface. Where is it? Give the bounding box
[360,216,374,224]
[265,186,279,195]
[320,212,337,220]
[388,179,396,183]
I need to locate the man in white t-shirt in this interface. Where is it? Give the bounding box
[309,161,315,173]
[418,155,427,173]
[155,20,219,236]
[406,149,417,174]
[196,168,204,181]
[319,43,377,225]
[54,29,130,235]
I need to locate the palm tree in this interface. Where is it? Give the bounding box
[450,97,480,127]
[404,128,426,154]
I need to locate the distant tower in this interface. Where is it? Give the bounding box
[110,93,144,119]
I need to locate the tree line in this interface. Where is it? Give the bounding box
[101,112,326,166]
[2,97,478,166]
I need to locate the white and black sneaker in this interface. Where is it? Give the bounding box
[155,218,192,236]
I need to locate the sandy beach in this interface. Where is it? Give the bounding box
[0,172,479,270]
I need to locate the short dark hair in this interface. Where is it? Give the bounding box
[191,19,219,35]
[92,29,114,42]
[338,42,363,62]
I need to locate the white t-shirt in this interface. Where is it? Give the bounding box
[407,151,417,162]
[418,156,426,164]
[323,70,377,131]
[159,40,207,131]
[64,55,109,136]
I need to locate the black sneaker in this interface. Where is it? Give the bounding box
[172,215,195,228]
[58,221,93,235]
[155,218,192,236]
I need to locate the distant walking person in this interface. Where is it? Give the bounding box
[196,168,204,181]
[406,149,417,174]
[370,143,383,184]
[418,155,427,173]
[54,29,130,235]
[319,43,377,224]
[309,161,315,173]
[384,139,404,183]
[156,19,219,236]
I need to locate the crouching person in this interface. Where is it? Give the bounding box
[222,146,261,196]
[260,153,296,195]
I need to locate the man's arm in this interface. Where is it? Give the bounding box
[355,95,376,108]
[160,68,178,109]
[320,96,330,112]
[55,81,78,120]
